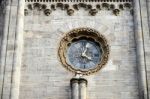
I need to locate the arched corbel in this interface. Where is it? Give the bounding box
[78,3,87,9]
[96,4,101,10]
[119,4,124,10]
[67,9,74,16]
[110,4,115,10]
[89,9,98,16]
[64,4,69,10]
[33,3,42,10]
[86,4,92,10]
[57,3,64,10]
[73,4,79,10]
[44,9,52,16]
[102,3,110,10]
[27,4,33,10]
[41,4,47,10]
[124,3,131,9]
[113,9,120,16]
[51,4,56,10]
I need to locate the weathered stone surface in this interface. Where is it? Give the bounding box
[18,2,140,99]
[0,0,150,99]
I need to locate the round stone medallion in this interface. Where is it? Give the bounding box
[58,28,109,75]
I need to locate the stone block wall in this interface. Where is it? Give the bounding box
[18,1,140,99]
[0,0,150,99]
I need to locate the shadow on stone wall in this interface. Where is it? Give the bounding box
[0,0,6,64]
[0,1,7,98]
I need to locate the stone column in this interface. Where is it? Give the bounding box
[10,0,25,99]
[70,78,79,99]
[79,78,87,99]
[0,1,11,98]
[133,0,149,99]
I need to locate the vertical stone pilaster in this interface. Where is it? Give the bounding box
[10,0,24,99]
[133,0,149,99]
[79,78,87,99]
[0,0,13,99]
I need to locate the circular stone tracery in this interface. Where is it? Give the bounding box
[58,28,109,75]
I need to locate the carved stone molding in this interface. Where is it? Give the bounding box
[25,2,133,16]
[25,0,132,3]
[58,28,109,75]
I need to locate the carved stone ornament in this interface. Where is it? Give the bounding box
[44,9,51,16]
[25,0,132,2]
[25,2,133,16]
[113,9,120,16]
[67,9,74,16]
[96,4,101,10]
[89,9,98,16]
[58,28,109,75]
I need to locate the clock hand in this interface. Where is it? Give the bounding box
[85,55,92,60]
[82,43,88,56]
[83,46,87,54]
[81,44,93,60]
[81,52,92,60]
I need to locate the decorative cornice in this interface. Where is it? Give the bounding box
[25,2,133,16]
[25,0,132,2]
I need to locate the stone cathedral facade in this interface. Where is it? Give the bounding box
[0,0,150,99]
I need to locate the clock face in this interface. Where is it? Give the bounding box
[66,40,102,70]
